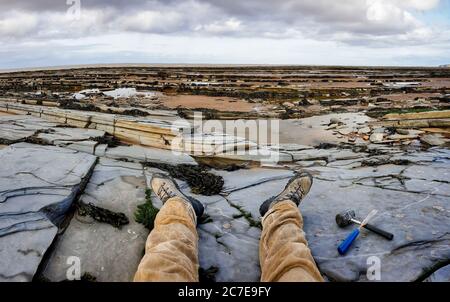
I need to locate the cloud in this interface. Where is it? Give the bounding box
[0,11,39,38]
[394,0,440,10]
[201,18,243,35]
[118,11,186,34]
[0,0,443,41]
[0,0,448,67]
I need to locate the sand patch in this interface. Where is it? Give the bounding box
[160,94,261,112]
[427,78,450,89]
[374,92,441,101]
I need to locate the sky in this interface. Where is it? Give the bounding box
[0,0,449,69]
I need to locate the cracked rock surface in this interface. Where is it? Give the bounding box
[147,146,449,281]
[0,143,97,281]
[0,113,449,282]
[0,115,57,143]
[42,158,149,282]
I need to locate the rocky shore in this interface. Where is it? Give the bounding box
[0,109,448,282]
[0,66,448,282]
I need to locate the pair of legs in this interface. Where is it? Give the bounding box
[134,173,323,282]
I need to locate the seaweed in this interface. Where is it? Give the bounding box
[90,134,124,148]
[142,162,224,196]
[134,189,159,230]
[198,213,213,224]
[228,202,262,229]
[199,266,219,283]
[60,272,97,282]
[77,202,129,229]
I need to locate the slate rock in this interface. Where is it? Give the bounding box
[303,150,450,282]
[420,134,448,146]
[0,143,97,281]
[424,265,450,282]
[105,145,197,165]
[42,158,149,282]
[0,115,57,143]
[370,133,384,143]
[289,148,365,162]
[358,127,371,134]
[37,127,105,146]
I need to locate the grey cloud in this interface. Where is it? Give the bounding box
[0,0,67,12]
[0,0,444,47]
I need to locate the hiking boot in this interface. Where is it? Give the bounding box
[151,173,204,219]
[259,172,313,217]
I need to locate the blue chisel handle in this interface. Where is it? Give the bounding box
[338,228,360,255]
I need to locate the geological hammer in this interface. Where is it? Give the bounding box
[338,210,378,255]
[336,210,394,240]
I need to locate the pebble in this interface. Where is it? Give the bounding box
[330,117,342,125]
[223,223,232,229]
[358,127,371,134]
[370,133,384,143]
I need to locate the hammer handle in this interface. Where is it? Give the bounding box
[338,229,360,255]
[363,223,394,240]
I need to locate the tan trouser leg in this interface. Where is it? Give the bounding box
[134,196,199,282]
[260,200,324,282]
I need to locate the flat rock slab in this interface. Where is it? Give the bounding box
[215,168,294,194]
[3,113,447,282]
[100,145,197,165]
[289,148,366,162]
[0,143,97,281]
[302,149,450,281]
[0,115,57,143]
[42,158,149,282]
[197,196,261,282]
[37,128,105,145]
[420,134,449,146]
[0,115,105,155]
[188,148,449,282]
[302,179,449,282]
[195,168,291,281]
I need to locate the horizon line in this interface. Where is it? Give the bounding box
[1,62,449,73]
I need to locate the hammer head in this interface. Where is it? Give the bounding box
[336,210,356,227]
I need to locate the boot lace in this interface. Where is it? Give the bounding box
[286,183,306,204]
[157,183,174,201]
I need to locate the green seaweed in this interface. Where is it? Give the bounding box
[229,203,262,229]
[134,189,160,230]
